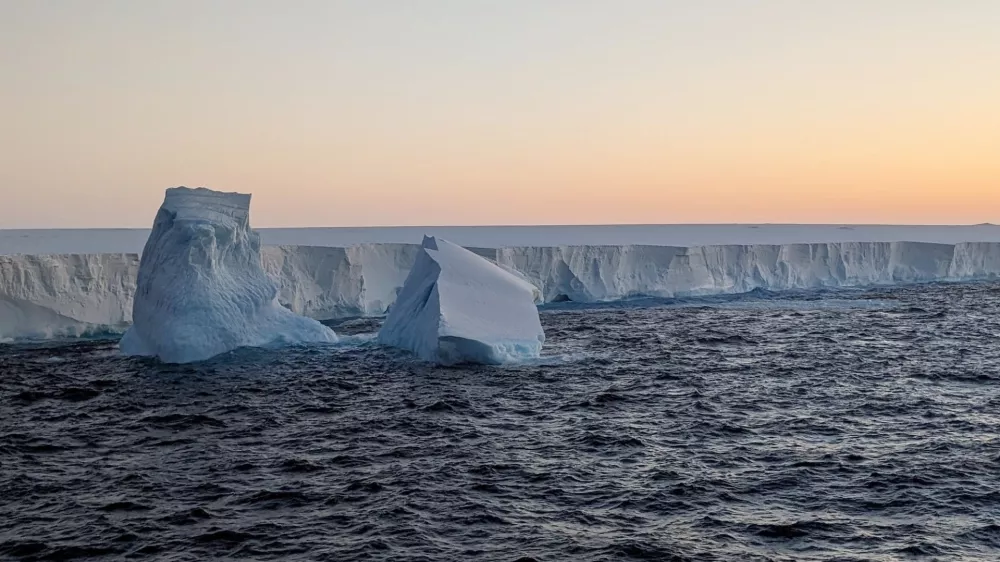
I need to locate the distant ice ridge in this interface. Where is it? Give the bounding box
[7,224,1000,255]
[378,237,544,364]
[119,187,336,363]
[2,240,1000,342]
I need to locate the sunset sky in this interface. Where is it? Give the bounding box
[1,0,998,228]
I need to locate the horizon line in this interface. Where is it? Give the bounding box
[2,222,998,231]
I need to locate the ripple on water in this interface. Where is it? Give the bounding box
[2,282,1000,560]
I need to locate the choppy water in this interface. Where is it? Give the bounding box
[2,283,1000,561]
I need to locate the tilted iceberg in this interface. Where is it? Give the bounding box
[378,236,545,365]
[119,187,336,363]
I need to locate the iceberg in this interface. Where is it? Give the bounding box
[119,187,336,363]
[377,236,545,365]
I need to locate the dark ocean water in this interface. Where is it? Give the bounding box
[2,283,1000,561]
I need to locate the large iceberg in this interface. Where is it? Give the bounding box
[377,236,545,365]
[119,187,336,363]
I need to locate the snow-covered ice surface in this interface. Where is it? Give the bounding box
[4,224,1000,255]
[378,237,544,365]
[119,188,336,363]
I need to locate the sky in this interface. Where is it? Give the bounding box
[1,0,998,228]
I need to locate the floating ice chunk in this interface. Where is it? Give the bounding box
[377,236,544,365]
[119,187,336,363]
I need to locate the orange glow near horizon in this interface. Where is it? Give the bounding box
[1,1,998,228]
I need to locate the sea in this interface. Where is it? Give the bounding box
[3,282,999,561]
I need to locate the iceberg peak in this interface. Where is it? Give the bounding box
[161,186,252,224]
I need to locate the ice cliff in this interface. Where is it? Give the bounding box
[261,243,421,319]
[118,187,336,363]
[0,253,137,340]
[377,237,544,365]
[490,242,961,302]
[3,240,1000,342]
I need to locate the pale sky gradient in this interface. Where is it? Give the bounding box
[1,0,998,227]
